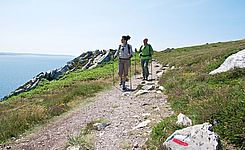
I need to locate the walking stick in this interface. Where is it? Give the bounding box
[112,58,115,86]
[134,48,137,79]
[130,59,132,90]
[151,58,153,80]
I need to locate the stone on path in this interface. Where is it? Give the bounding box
[93,122,110,131]
[142,85,155,90]
[134,90,149,96]
[156,71,163,77]
[122,92,131,96]
[142,113,151,117]
[158,86,165,91]
[132,120,151,130]
[66,146,81,150]
[156,90,162,94]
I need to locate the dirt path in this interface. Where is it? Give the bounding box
[3,61,173,150]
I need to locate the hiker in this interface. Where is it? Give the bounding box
[139,38,154,80]
[114,35,133,91]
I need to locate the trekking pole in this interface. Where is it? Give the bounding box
[130,59,132,90]
[134,48,137,79]
[112,58,115,86]
[151,58,153,80]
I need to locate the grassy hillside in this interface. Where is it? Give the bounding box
[146,39,245,149]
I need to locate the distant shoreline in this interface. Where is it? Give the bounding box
[0,52,75,57]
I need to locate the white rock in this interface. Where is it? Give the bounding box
[132,115,140,118]
[176,113,192,126]
[146,81,155,85]
[142,113,151,117]
[158,86,165,91]
[156,90,162,94]
[132,120,151,130]
[66,146,81,150]
[210,49,245,74]
[133,142,139,148]
[163,123,221,150]
[156,71,163,77]
[134,90,149,96]
[142,85,155,90]
[122,92,131,96]
[93,122,110,131]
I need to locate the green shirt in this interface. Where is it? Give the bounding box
[139,44,154,60]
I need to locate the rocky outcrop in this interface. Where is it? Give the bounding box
[210,49,245,74]
[163,123,222,150]
[1,49,115,101]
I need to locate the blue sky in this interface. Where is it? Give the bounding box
[0,0,244,56]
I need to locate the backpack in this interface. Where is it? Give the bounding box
[118,44,131,55]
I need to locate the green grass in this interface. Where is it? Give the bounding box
[66,118,109,150]
[146,39,245,149]
[0,62,116,143]
[0,54,141,144]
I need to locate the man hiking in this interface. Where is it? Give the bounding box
[139,38,154,81]
[114,35,133,91]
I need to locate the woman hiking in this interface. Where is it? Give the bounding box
[114,35,133,91]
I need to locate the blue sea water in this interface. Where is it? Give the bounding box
[0,54,74,99]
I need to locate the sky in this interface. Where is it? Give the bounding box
[0,0,245,56]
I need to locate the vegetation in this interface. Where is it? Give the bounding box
[2,39,244,149]
[67,118,109,150]
[0,61,114,143]
[0,53,141,144]
[146,39,245,149]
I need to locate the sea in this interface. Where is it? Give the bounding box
[0,53,75,99]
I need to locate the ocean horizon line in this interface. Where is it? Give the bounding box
[0,52,75,57]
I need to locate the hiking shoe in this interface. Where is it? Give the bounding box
[122,87,127,92]
[119,80,123,87]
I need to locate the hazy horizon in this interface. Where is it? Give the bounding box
[1,38,245,57]
[0,51,75,56]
